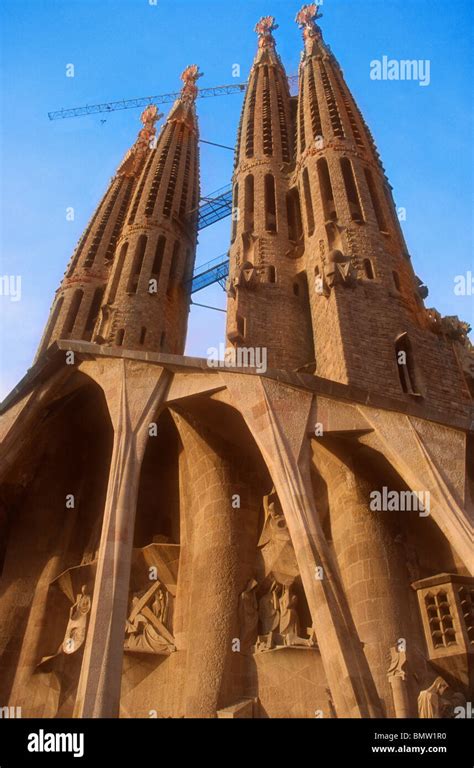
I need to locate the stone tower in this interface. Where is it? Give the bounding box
[35,105,161,359]
[94,66,202,354]
[293,5,471,419]
[226,16,315,371]
[0,5,472,723]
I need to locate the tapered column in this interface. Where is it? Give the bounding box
[223,374,383,717]
[73,360,171,717]
[171,412,259,717]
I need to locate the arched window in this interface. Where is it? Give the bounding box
[363,259,375,280]
[116,328,125,347]
[62,289,83,336]
[107,241,128,304]
[286,187,303,242]
[302,169,315,236]
[152,236,166,278]
[244,175,254,232]
[167,241,181,297]
[317,158,337,222]
[84,286,105,337]
[264,174,277,232]
[340,158,364,222]
[395,333,420,395]
[231,182,239,242]
[393,270,401,291]
[139,327,147,345]
[127,235,147,294]
[267,265,276,283]
[364,168,388,232]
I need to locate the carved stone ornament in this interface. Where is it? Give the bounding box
[62,585,91,655]
[124,581,175,655]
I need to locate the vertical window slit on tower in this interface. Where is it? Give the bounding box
[139,327,147,345]
[129,148,156,224]
[116,328,125,346]
[231,182,239,242]
[66,185,110,277]
[274,74,290,164]
[245,69,259,157]
[319,61,345,139]
[127,235,147,294]
[308,61,323,140]
[84,287,105,337]
[143,123,174,218]
[108,241,128,304]
[363,259,375,279]
[62,289,84,336]
[84,181,121,268]
[298,73,306,152]
[286,187,303,242]
[317,158,337,222]
[105,177,135,262]
[264,174,277,233]
[395,333,419,395]
[163,124,184,217]
[244,175,254,232]
[262,65,273,156]
[302,169,315,236]
[392,270,401,291]
[331,69,364,149]
[167,240,181,296]
[364,168,388,232]
[179,137,192,219]
[340,158,364,222]
[152,235,166,280]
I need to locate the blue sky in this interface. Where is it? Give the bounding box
[0,0,473,398]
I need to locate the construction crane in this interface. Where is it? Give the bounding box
[48,77,297,298]
[47,77,298,120]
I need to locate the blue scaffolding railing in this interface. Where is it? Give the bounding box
[196,184,233,230]
[187,253,229,294]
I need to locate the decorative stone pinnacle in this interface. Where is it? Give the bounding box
[255,16,279,49]
[180,65,204,103]
[295,3,323,40]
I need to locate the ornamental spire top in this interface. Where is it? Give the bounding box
[255,16,279,49]
[116,104,163,176]
[180,65,204,104]
[296,3,323,45]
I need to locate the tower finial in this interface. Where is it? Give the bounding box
[295,3,323,42]
[255,16,279,49]
[180,65,204,104]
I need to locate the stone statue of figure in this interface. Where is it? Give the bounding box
[417,677,451,718]
[258,581,280,635]
[258,488,289,548]
[239,579,258,649]
[279,585,300,640]
[124,582,175,655]
[62,585,91,655]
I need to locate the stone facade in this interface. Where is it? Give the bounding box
[0,5,473,720]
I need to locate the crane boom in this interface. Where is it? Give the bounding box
[48,76,299,120]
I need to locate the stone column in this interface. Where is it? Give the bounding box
[312,436,413,716]
[171,411,259,717]
[73,360,171,718]
[223,374,383,718]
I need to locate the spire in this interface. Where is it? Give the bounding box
[253,16,281,65]
[167,65,203,129]
[296,3,324,57]
[116,105,163,176]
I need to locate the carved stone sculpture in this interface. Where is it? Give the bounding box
[124,581,175,655]
[323,249,356,290]
[417,677,451,718]
[62,585,91,655]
